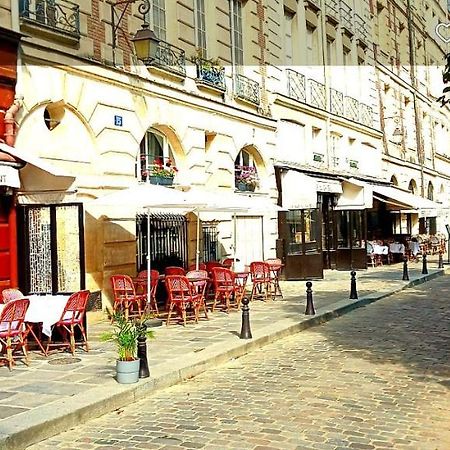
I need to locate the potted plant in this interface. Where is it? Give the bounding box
[101,312,154,384]
[235,165,259,192]
[149,157,178,186]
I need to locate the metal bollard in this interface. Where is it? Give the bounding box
[240,297,252,339]
[305,281,315,315]
[422,252,428,275]
[349,271,358,299]
[438,251,444,269]
[402,257,409,281]
[137,333,150,378]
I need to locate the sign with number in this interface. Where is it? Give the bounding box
[114,115,123,127]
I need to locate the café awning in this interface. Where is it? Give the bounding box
[336,178,373,210]
[280,171,318,209]
[0,143,75,192]
[371,184,439,217]
[0,164,20,188]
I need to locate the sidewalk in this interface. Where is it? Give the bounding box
[0,260,445,450]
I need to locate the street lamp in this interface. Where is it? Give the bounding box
[111,0,159,65]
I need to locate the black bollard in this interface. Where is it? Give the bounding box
[402,257,409,281]
[240,297,252,339]
[438,251,444,269]
[137,334,150,378]
[349,271,358,299]
[422,252,428,275]
[305,281,315,315]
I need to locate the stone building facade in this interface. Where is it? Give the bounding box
[0,0,448,301]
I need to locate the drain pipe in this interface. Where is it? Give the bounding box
[4,97,22,146]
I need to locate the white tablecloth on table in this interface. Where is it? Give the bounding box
[389,243,405,254]
[0,295,69,337]
[372,244,389,255]
[409,241,420,256]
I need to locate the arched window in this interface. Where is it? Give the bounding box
[408,179,417,195]
[427,181,434,201]
[138,128,176,183]
[234,148,259,192]
[390,175,398,186]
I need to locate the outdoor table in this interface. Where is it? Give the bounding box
[233,271,250,306]
[0,295,69,354]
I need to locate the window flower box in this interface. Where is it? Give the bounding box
[235,165,259,192]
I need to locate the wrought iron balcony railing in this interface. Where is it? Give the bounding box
[195,58,226,91]
[354,13,368,45]
[339,1,354,34]
[345,96,359,122]
[235,74,260,105]
[325,0,340,21]
[360,103,374,127]
[309,79,326,110]
[19,0,80,37]
[286,69,306,102]
[330,88,344,116]
[145,40,186,77]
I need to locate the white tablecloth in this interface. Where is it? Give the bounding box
[409,241,420,256]
[0,295,69,337]
[389,243,405,254]
[372,244,389,255]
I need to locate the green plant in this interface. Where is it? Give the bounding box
[235,165,259,189]
[150,157,178,178]
[101,311,154,361]
[190,48,222,70]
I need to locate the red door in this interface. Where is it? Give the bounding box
[0,197,17,295]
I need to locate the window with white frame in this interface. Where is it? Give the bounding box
[138,128,174,182]
[194,0,207,56]
[145,0,166,40]
[230,0,244,69]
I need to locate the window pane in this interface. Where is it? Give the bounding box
[286,210,302,255]
[337,211,350,248]
[351,211,363,248]
[304,209,319,253]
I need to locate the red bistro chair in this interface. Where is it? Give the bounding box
[265,258,284,298]
[165,275,201,326]
[0,298,30,370]
[165,266,186,276]
[211,267,237,313]
[1,288,24,304]
[249,261,272,301]
[233,271,249,308]
[186,270,209,320]
[135,270,160,315]
[46,290,90,356]
[111,275,145,320]
[187,263,207,271]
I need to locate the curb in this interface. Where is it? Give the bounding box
[0,269,444,450]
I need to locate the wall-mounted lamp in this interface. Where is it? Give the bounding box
[111,0,159,65]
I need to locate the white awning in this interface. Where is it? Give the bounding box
[281,171,317,209]
[0,164,20,188]
[0,143,75,191]
[316,178,343,194]
[336,178,373,210]
[371,184,439,217]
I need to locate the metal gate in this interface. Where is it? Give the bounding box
[202,221,219,262]
[136,213,188,272]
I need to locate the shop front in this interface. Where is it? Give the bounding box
[276,169,370,280]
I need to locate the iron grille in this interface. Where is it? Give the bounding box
[235,74,260,105]
[196,59,226,91]
[19,0,80,37]
[17,203,85,295]
[325,0,339,20]
[360,103,374,127]
[330,88,344,115]
[202,222,219,263]
[345,96,359,122]
[309,79,326,109]
[146,40,186,77]
[136,213,188,273]
[340,1,354,33]
[286,69,306,102]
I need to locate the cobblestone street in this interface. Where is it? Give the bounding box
[28,275,450,450]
